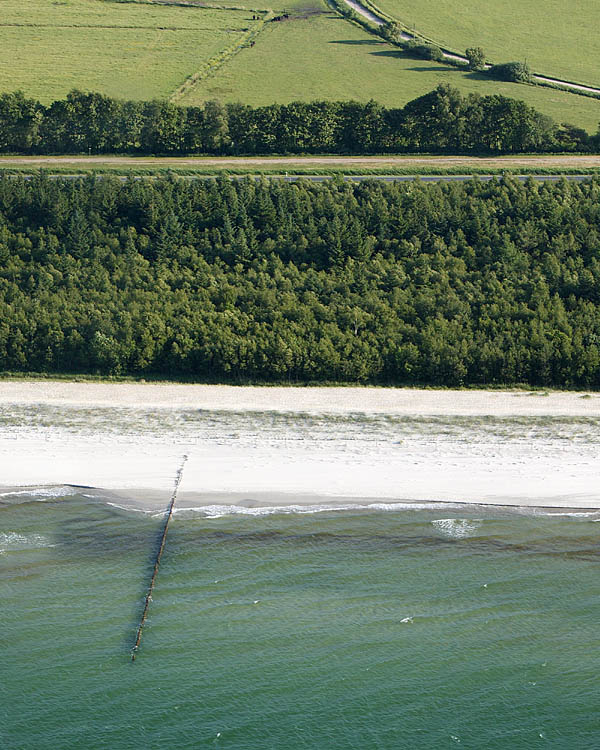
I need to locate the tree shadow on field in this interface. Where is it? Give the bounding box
[330,38,384,44]
[370,52,458,73]
[401,64,462,72]
[368,49,410,58]
[464,69,495,81]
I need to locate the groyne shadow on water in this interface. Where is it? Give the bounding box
[13,484,185,657]
[28,485,600,659]
[130,456,188,661]
[124,506,173,658]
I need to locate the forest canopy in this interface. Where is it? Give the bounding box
[0,85,596,156]
[1,174,600,386]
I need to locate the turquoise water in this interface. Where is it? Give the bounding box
[2,491,599,749]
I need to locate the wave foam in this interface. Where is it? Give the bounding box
[542,511,600,518]
[0,532,55,553]
[170,501,463,519]
[431,518,481,538]
[0,485,80,501]
[106,501,155,515]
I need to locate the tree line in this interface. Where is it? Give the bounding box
[0,85,597,156]
[1,173,600,386]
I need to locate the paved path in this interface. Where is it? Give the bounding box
[343,0,600,95]
[6,173,599,183]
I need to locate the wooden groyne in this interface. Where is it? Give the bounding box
[131,454,188,661]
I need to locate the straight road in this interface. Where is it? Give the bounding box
[5,173,598,182]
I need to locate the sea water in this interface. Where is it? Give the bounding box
[2,406,600,748]
[2,490,600,749]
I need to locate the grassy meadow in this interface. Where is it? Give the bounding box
[190,13,600,132]
[0,0,254,102]
[0,0,599,132]
[376,0,600,87]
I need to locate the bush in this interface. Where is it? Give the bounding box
[406,40,444,62]
[488,61,532,83]
[465,46,486,71]
[381,21,404,44]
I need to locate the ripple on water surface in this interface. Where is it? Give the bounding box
[1,489,599,748]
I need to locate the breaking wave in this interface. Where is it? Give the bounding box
[0,532,55,554]
[169,501,465,519]
[431,518,482,538]
[0,485,81,502]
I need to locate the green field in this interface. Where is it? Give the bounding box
[0,0,255,102]
[1,0,599,132]
[189,13,600,131]
[375,0,600,88]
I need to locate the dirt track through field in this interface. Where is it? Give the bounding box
[342,0,600,94]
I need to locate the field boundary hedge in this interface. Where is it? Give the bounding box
[1,85,598,155]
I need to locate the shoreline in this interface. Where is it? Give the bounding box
[2,485,598,514]
[2,381,599,511]
[1,381,600,416]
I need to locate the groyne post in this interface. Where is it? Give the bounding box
[131,454,188,661]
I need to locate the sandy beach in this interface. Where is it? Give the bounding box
[1,380,600,416]
[1,381,599,510]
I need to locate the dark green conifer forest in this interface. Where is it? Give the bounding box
[1,174,600,385]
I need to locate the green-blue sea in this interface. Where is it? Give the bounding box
[2,489,599,749]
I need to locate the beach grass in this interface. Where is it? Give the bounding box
[1,165,600,177]
[0,370,597,394]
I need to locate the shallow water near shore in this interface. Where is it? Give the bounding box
[2,401,600,747]
[2,489,600,749]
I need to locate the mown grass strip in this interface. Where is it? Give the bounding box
[118,0,266,10]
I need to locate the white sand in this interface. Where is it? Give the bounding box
[1,381,599,510]
[1,381,600,416]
